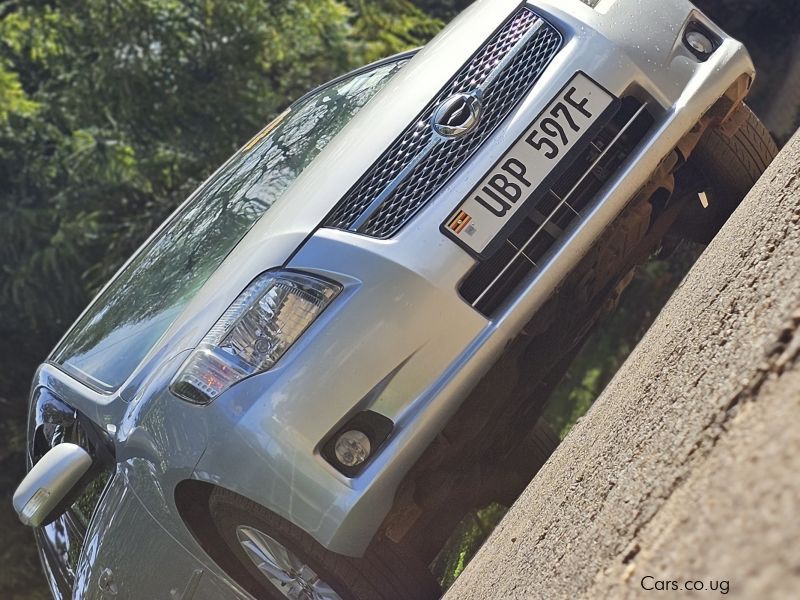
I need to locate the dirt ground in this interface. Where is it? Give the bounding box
[446,132,800,600]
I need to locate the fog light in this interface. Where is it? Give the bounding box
[321,411,393,476]
[334,431,371,467]
[686,31,712,54]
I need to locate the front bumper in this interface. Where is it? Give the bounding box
[193,0,754,557]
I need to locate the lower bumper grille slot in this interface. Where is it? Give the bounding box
[459,96,655,317]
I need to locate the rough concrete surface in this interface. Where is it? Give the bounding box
[446,132,800,600]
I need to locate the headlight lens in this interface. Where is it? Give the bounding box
[170,271,340,404]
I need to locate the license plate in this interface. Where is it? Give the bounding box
[442,73,616,257]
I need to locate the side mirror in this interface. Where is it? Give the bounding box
[13,443,92,527]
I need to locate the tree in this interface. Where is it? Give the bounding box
[346,0,442,61]
[413,0,470,21]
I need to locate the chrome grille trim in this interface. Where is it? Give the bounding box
[348,136,440,232]
[323,8,563,238]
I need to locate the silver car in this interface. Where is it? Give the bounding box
[15,0,777,598]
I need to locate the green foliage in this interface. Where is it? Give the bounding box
[347,0,443,61]
[0,60,38,122]
[413,0,470,21]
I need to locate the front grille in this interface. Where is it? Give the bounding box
[459,96,655,317]
[323,8,562,238]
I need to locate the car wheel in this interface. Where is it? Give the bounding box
[484,418,561,508]
[679,104,778,243]
[207,488,441,600]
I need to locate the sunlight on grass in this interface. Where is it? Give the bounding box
[431,503,508,590]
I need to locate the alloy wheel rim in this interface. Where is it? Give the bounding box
[236,526,342,600]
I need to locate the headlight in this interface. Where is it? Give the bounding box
[170,271,340,404]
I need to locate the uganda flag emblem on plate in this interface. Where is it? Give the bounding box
[447,210,472,235]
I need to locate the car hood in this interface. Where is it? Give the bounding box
[105,0,521,401]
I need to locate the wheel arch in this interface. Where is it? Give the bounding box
[174,479,224,560]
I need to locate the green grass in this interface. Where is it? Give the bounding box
[431,503,509,589]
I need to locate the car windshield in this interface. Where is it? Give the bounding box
[52,57,408,392]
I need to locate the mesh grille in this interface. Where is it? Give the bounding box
[323,8,562,237]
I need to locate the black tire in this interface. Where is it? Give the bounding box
[521,418,561,464]
[680,104,778,243]
[490,418,561,507]
[207,487,441,600]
